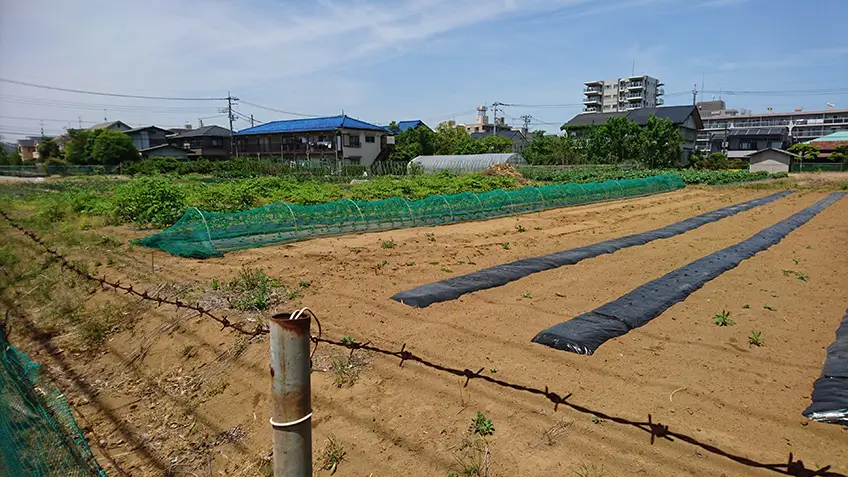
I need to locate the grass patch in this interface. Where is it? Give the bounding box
[472,411,494,436]
[712,310,735,327]
[322,434,346,475]
[329,350,368,388]
[381,239,395,249]
[224,267,279,311]
[749,330,764,347]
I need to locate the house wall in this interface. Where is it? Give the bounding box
[128,130,169,150]
[340,128,384,166]
[144,147,188,159]
[749,151,791,173]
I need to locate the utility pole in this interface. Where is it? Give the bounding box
[78,116,82,129]
[104,109,107,122]
[39,120,44,137]
[692,84,698,105]
[250,114,255,127]
[519,114,532,134]
[492,102,501,136]
[222,91,240,158]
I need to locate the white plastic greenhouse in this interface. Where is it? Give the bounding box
[408,153,526,173]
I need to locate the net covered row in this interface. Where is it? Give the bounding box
[138,174,684,258]
[1,334,108,477]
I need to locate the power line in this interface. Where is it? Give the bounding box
[239,99,319,118]
[0,116,99,124]
[0,95,220,114]
[0,77,227,101]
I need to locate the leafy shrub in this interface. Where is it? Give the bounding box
[111,177,186,226]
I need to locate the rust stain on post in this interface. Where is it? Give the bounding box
[269,311,312,477]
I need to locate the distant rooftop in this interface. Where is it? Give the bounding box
[169,125,231,138]
[237,115,385,135]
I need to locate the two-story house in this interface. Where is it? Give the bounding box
[235,115,388,167]
[168,125,231,159]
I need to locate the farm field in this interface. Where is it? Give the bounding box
[2,177,848,476]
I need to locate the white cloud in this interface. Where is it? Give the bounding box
[0,0,595,133]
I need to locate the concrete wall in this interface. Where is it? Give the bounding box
[749,150,791,173]
[340,128,385,167]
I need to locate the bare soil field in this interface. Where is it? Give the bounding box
[4,185,848,477]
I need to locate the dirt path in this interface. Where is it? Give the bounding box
[8,186,847,476]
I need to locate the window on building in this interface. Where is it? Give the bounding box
[259,136,271,152]
[211,138,223,148]
[344,134,361,147]
[739,141,758,150]
[365,135,375,143]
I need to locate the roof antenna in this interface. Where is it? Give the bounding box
[631,58,635,76]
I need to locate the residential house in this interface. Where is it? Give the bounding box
[804,131,848,159]
[167,125,231,159]
[124,126,172,150]
[562,105,703,164]
[748,148,797,173]
[17,137,46,161]
[381,120,430,133]
[235,115,389,167]
[89,120,132,132]
[469,130,530,153]
[703,127,789,159]
[140,144,189,159]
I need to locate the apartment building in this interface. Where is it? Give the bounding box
[696,102,848,152]
[582,75,664,113]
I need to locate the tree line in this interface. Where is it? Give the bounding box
[0,129,139,166]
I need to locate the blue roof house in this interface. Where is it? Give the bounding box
[235,115,389,167]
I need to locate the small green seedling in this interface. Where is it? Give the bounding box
[425,232,436,242]
[322,435,346,475]
[489,368,497,373]
[742,304,751,309]
[515,224,527,233]
[749,330,764,347]
[795,271,809,282]
[404,261,416,266]
[429,261,440,265]
[211,279,220,290]
[448,473,458,477]
[522,291,533,299]
[441,268,453,273]
[501,242,511,250]
[792,258,800,265]
[472,411,495,436]
[712,310,735,327]
[350,247,361,253]
[591,415,604,425]
[534,226,543,231]
[298,280,311,288]
[381,239,395,249]
[340,336,355,345]
[763,304,777,312]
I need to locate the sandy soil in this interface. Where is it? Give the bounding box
[7,186,848,477]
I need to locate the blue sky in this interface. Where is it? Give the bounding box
[1,0,847,139]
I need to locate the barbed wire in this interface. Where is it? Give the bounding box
[0,211,268,337]
[2,213,841,477]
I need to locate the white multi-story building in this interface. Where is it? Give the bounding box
[582,75,664,113]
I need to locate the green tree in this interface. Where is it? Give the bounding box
[433,122,474,155]
[787,143,819,161]
[479,135,514,153]
[586,116,646,164]
[389,124,436,161]
[386,121,401,135]
[91,129,139,165]
[829,144,848,163]
[37,138,61,160]
[644,115,682,168]
[64,129,93,164]
[523,132,584,165]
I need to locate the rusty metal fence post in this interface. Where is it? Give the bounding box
[270,311,312,477]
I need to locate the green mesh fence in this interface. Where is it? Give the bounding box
[0,333,107,477]
[138,174,685,259]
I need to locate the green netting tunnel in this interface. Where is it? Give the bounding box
[137,174,685,259]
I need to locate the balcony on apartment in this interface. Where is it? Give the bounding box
[627,81,644,90]
[584,80,603,86]
[626,92,643,101]
[657,87,665,96]
[583,97,601,105]
[582,106,600,113]
[626,102,642,110]
[656,97,665,105]
[583,86,603,95]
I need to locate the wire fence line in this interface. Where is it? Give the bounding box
[1,213,842,477]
